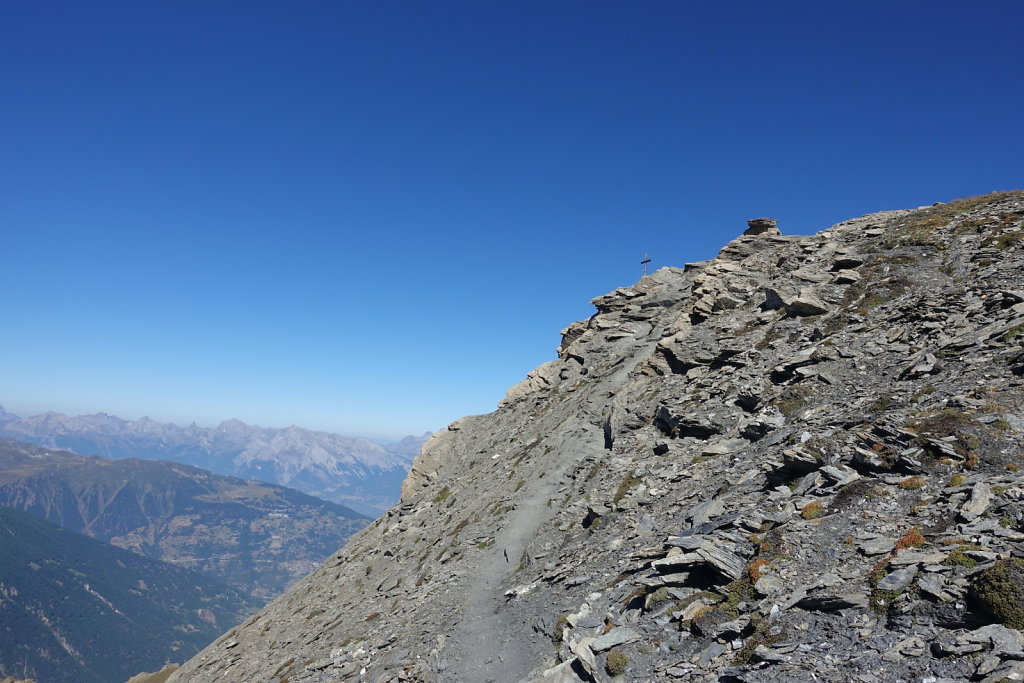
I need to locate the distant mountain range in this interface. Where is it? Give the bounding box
[0,440,369,599]
[0,406,429,515]
[0,505,258,683]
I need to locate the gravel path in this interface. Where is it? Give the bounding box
[447,430,599,682]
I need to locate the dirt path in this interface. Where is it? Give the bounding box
[446,471,562,681]
[447,431,597,682]
[446,345,659,682]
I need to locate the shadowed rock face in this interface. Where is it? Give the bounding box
[171,191,1024,683]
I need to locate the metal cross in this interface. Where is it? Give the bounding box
[641,253,652,277]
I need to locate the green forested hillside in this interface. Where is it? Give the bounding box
[0,506,257,683]
[0,439,369,598]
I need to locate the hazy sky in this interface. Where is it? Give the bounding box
[2,1,1021,439]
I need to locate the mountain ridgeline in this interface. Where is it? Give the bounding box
[172,192,1024,682]
[0,440,369,599]
[0,411,427,516]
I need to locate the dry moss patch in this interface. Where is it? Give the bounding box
[971,559,1024,627]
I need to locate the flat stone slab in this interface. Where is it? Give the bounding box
[589,627,640,652]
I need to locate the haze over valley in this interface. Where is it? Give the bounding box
[0,409,425,680]
[0,405,427,517]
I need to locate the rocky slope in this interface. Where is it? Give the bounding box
[0,440,368,599]
[0,411,425,515]
[0,506,257,683]
[171,191,1024,682]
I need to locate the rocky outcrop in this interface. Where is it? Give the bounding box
[744,218,780,236]
[172,191,1024,682]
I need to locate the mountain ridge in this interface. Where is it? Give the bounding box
[171,192,1024,682]
[0,410,428,515]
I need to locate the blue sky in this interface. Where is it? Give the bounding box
[2,1,1021,439]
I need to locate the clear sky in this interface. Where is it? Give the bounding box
[2,1,1021,439]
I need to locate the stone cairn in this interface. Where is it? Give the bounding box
[744,217,780,235]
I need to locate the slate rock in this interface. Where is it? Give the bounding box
[589,627,640,652]
[858,536,897,555]
[961,482,993,521]
[877,566,918,591]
